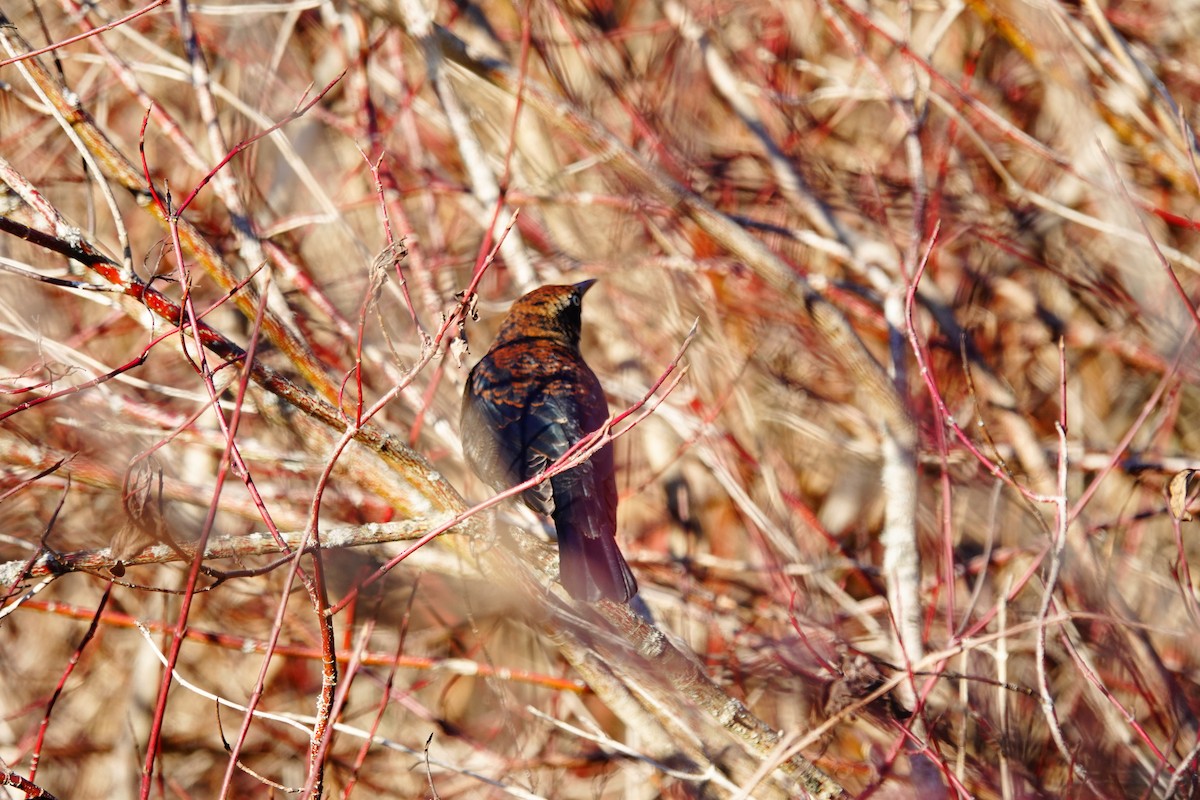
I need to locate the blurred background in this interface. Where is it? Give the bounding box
[2,0,1200,797]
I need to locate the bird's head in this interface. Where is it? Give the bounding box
[496,280,596,345]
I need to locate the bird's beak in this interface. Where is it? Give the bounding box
[574,279,597,296]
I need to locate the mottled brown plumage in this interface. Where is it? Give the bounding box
[461,281,637,602]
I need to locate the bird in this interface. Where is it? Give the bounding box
[461,280,638,603]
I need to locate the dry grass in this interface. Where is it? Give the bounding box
[3,0,1200,797]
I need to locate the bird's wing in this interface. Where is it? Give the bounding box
[461,342,562,514]
[507,378,586,517]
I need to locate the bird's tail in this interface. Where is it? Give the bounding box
[553,502,638,603]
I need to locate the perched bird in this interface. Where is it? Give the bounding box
[461,281,638,602]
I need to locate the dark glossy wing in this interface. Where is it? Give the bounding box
[461,336,564,514]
